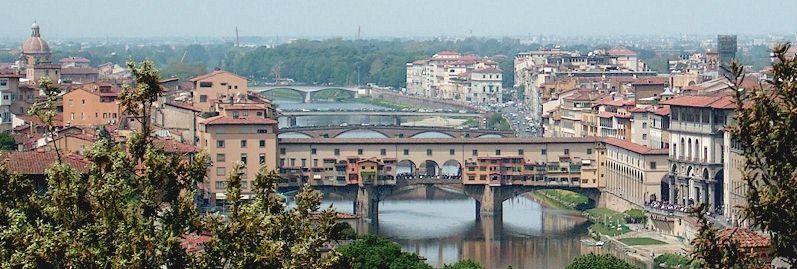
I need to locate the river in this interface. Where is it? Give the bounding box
[272,97,596,268]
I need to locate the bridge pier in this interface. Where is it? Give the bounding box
[303,92,312,103]
[465,185,504,220]
[287,116,298,127]
[356,185,384,222]
[393,115,402,126]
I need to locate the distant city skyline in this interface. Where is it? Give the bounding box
[3,0,797,39]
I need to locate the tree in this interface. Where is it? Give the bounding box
[691,44,797,268]
[335,235,432,269]
[566,253,636,269]
[0,132,17,151]
[442,260,484,269]
[0,60,340,268]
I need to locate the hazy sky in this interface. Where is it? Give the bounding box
[4,0,797,39]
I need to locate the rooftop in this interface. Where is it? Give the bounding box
[717,228,771,248]
[604,137,669,155]
[661,95,735,109]
[1,151,89,175]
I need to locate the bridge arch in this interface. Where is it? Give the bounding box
[278,132,313,138]
[441,159,462,177]
[396,160,417,177]
[410,131,455,138]
[335,129,390,138]
[310,88,357,101]
[260,87,306,101]
[418,160,440,177]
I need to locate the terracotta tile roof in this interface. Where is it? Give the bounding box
[598,112,631,119]
[280,137,603,145]
[0,151,89,174]
[607,46,638,56]
[604,137,668,155]
[201,115,277,126]
[15,114,64,127]
[632,77,669,85]
[661,95,735,109]
[59,57,90,63]
[435,50,459,56]
[154,138,198,153]
[596,98,635,107]
[471,67,502,74]
[653,106,671,116]
[717,228,771,248]
[189,70,247,82]
[60,67,98,75]
[180,233,212,253]
[165,101,201,112]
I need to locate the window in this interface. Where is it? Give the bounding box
[495,149,501,155]
[259,154,266,164]
[334,149,340,156]
[403,149,409,155]
[216,167,226,176]
[650,162,657,169]
[240,140,247,148]
[358,149,363,155]
[301,159,306,167]
[199,81,212,87]
[257,129,268,134]
[232,111,240,118]
[311,148,317,154]
[241,181,247,189]
[215,181,225,189]
[260,140,266,148]
[564,149,570,155]
[450,149,455,155]
[240,154,247,165]
[426,149,432,156]
[541,149,547,155]
[290,158,296,166]
[642,134,648,140]
[216,140,225,148]
[380,149,386,156]
[472,149,478,156]
[518,149,524,155]
[642,122,647,129]
[216,154,225,162]
[280,148,286,154]
[199,95,207,102]
[587,148,592,155]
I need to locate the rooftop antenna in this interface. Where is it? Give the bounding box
[235,26,240,47]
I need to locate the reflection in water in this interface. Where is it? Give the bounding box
[318,195,592,269]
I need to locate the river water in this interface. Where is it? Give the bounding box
[320,194,596,269]
[272,97,595,268]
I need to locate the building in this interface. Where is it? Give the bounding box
[662,94,735,211]
[198,105,279,206]
[190,70,249,112]
[0,71,24,132]
[718,35,738,79]
[405,52,503,105]
[21,22,60,84]
[603,137,669,211]
[630,106,671,149]
[62,83,121,127]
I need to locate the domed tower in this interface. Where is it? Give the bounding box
[21,22,59,83]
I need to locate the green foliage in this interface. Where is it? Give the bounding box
[224,38,537,88]
[442,259,484,269]
[624,209,647,224]
[654,253,698,269]
[0,60,341,268]
[0,132,17,151]
[330,222,357,241]
[336,235,432,269]
[691,44,797,269]
[536,189,589,209]
[486,113,511,131]
[585,208,630,236]
[619,237,666,246]
[566,253,636,269]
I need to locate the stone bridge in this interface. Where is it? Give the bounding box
[278,110,483,126]
[278,126,513,139]
[255,86,365,103]
[277,137,608,221]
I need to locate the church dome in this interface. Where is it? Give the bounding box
[22,22,50,54]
